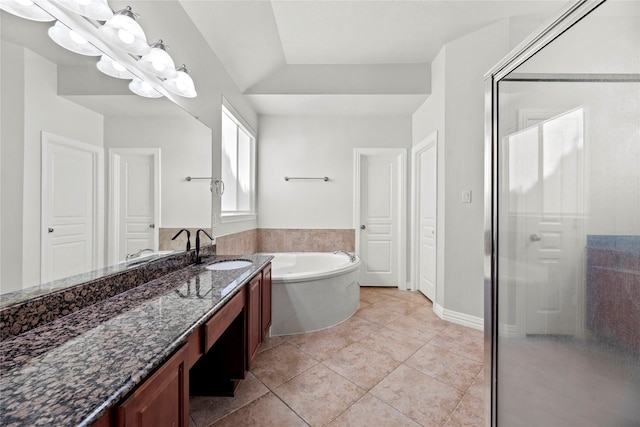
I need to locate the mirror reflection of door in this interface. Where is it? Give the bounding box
[108,149,160,264]
[41,133,104,283]
[505,108,585,336]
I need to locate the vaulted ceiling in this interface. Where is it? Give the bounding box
[180,0,569,115]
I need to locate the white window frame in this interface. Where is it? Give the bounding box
[220,104,257,223]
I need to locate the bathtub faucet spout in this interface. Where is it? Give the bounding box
[334,250,356,263]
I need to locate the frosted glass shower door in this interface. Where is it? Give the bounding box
[487,0,640,425]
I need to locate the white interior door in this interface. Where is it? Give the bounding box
[109,149,160,264]
[506,108,585,335]
[412,134,437,301]
[41,133,103,283]
[355,149,406,288]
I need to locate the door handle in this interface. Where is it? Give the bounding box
[360,225,366,230]
[149,224,155,229]
[48,227,54,233]
[529,234,541,242]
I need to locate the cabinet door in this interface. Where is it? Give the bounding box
[261,263,272,340]
[247,274,262,370]
[118,344,188,427]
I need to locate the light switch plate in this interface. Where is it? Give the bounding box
[462,190,472,203]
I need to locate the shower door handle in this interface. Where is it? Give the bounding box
[529,234,541,242]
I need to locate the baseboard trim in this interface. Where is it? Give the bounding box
[433,303,484,331]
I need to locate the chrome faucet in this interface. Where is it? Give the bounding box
[125,248,155,261]
[334,250,356,263]
[195,229,214,264]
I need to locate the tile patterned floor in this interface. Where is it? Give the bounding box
[189,287,485,427]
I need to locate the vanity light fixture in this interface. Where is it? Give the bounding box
[138,40,178,79]
[57,0,113,21]
[0,0,54,21]
[48,20,102,56]
[3,1,198,99]
[96,54,135,79]
[129,78,162,98]
[98,6,150,56]
[164,65,197,98]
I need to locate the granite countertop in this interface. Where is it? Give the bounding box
[0,254,272,427]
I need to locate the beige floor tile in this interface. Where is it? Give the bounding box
[371,364,463,426]
[190,372,269,427]
[328,315,381,342]
[446,393,485,427]
[212,392,307,427]
[359,287,387,305]
[358,327,424,362]
[408,303,441,321]
[467,368,485,400]
[371,288,429,304]
[385,315,446,343]
[354,304,403,326]
[274,364,365,427]
[373,297,424,315]
[323,342,401,390]
[251,343,318,389]
[259,335,288,353]
[287,329,354,361]
[405,344,483,392]
[430,325,484,363]
[328,393,420,427]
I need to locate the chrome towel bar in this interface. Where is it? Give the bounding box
[284,176,329,181]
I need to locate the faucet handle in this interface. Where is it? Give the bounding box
[171,228,191,251]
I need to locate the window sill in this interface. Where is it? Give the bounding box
[220,213,257,224]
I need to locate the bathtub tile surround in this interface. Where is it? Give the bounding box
[0,247,214,340]
[258,228,355,253]
[189,287,485,426]
[215,229,259,255]
[159,227,214,251]
[215,228,356,256]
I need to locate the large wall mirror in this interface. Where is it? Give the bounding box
[0,8,213,296]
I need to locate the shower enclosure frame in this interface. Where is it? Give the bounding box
[483,1,608,425]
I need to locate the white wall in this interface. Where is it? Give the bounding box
[257,115,412,229]
[413,49,447,311]
[412,20,512,322]
[104,115,212,229]
[0,47,105,293]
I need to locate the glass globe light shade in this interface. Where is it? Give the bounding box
[164,65,197,98]
[0,0,54,21]
[58,0,113,21]
[96,55,135,79]
[129,78,162,98]
[98,7,150,55]
[138,41,178,79]
[48,21,101,56]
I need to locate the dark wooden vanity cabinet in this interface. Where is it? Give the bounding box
[117,344,189,427]
[261,263,272,341]
[247,274,262,370]
[247,264,272,370]
[93,262,272,427]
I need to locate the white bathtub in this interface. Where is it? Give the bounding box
[268,252,360,336]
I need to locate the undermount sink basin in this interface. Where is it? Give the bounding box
[206,260,253,271]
